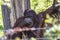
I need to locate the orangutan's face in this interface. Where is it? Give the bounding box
[24,17,34,27]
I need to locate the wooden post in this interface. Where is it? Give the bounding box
[2,5,11,30]
[10,0,30,27]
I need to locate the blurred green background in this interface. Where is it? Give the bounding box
[0,0,4,37]
[0,0,60,40]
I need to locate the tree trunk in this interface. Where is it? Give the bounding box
[10,0,30,27]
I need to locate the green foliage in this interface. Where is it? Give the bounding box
[44,24,60,40]
[0,0,4,37]
[30,0,53,14]
[0,25,3,30]
[0,0,4,30]
[0,0,3,5]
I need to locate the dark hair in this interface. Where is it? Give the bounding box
[24,9,39,26]
[24,9,36,17]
